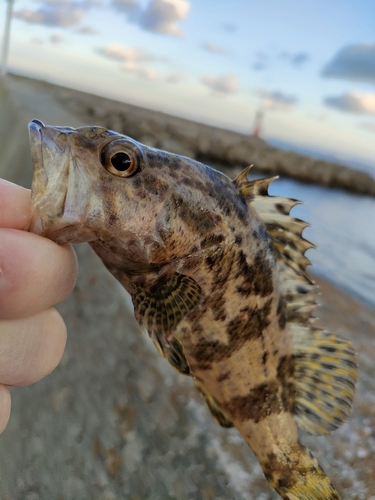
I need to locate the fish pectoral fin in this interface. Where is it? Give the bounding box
[290,324,357,435]
[194,380,234,428]
[131,272,202,375]
[167,337,190,374]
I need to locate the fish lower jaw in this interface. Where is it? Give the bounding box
[30,215,99,244]
[28,213,70,239]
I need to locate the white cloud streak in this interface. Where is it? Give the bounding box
[14,1,101,28]
[255,88,297,110]
[324,91,375,115]
[166,72,184,83]
[50,33,64,44]
[111,0,139,12]
[201,74,239,94]
[75,26,99,35]
[360,122,375,133]
[98,43,154,63]
[111,0,190,37]
[98,43,158,80]
[202,42,227,55]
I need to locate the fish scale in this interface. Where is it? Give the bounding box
[28,119,357,499]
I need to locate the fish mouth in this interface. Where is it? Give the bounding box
[29,118,45,133]
[29,118,44,141]
[28,119,44,193]
[28,119,71,238]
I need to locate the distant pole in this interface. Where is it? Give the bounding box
[253,109,264,138]
[1,0,15,77]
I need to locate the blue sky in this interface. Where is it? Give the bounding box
[1,0,375,167]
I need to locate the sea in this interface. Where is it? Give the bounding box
[261,139,375,310]
[267,177,375,310]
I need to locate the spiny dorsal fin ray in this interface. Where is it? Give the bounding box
[233,164,253,187]
[233,167,317,321]
[132,273,202,375]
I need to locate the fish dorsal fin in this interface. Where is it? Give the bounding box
[132,273,202,375]
[233,166,316,323]
[233,167,357,435]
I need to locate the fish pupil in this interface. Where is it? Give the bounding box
[111,152,131,171]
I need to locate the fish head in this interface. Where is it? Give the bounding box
[28,120,230,274]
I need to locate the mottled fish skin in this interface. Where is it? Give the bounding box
[28,120,356,500]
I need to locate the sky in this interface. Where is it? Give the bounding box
[1,0,375,168]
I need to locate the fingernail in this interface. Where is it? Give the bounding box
[0,257,4,288]
[0,179,18,188]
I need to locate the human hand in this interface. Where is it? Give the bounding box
[0,179,78,434]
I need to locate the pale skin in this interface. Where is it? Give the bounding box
[0,178,78,433]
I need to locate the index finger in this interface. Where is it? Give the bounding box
[0,179,31,230]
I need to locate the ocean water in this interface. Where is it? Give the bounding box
[268,178,375,310]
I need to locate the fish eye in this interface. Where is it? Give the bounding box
[100,139,140,178]
[110,151,133,172]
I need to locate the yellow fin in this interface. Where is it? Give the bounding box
[264,441,341,499]
[290,325,357,435]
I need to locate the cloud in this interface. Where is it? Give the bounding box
[166,72,184,83]
[31,37,44,45]
[50,33,64,43]
[253,62,266,71]
[291,52,309,67]
[35,0,102,6]
[280,51,310,68]
[324,91,375,115]
[322,44,375,84]
[255,88,297,110]
[14,1,101,28]
[309,112,328,122]
[252,50,309,72]
[97,43,158,80]
[201,74,239,94]
[75,25,99,35]
[252,51,268,71]
[202,42,226,55]
[111,0,139,13]
[15,7,84,27]
[139,0,190,37]
[133,67,158,80]
[112,0,190,37]
[360,122,375,133]
[97,43,154,63]
[221,22,237,33]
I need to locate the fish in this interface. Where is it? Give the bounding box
[28,119,357,500]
